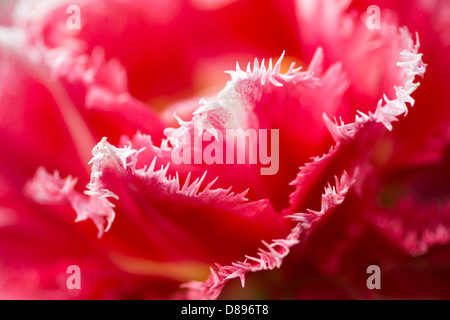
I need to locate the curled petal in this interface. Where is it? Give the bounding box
[323,29,426,142]
[41,136,289,269]
[181,170,359,300]
[164,49,351,210]
[25,166,116,238]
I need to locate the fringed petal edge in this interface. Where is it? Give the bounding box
[180,169,358,300]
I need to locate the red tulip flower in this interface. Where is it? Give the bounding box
[0,0,448,299]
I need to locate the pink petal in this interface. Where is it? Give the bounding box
[25,166,116,238]
[181,170,359,299]
[163,50,350,210]
[35,137,288,265]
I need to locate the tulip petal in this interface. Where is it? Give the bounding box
[181,170,359,299]
[25,166,116,238]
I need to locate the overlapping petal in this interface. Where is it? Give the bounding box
[0,0,448,300]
